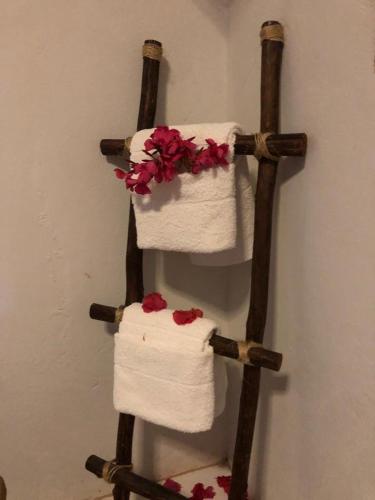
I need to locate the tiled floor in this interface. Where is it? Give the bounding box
[160,462,231,499]
[98,462,232,499]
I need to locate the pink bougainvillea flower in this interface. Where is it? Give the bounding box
[173,308,203,325]
[141,159,163,183]
[191,140,228,174]
[164,136,196,160]
[192,148,213,173]
[114,168,127,179]
[144,126,182,152]
[142,292,167,313]
[133,162,154,184]
[123,172,138,190]
[190,482,216,500]
[163,478,182,493]
[205,139,229,166]
[134,183,151,195]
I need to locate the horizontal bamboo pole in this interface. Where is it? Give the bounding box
[100,132,307,157]
[86,455,188,500]
[90,303,282,371]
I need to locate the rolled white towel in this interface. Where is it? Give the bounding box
[114,303,227,433]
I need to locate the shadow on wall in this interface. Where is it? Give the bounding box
[191,0,233,35]
[252,155,306,497]
[140,250,232,479]
[101,55,169,162]
[155,58,169,125]
[0,477,6,500]
[139,412,228,480]
[162,252,232,310]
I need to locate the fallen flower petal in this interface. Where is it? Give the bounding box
[216,475,250,498]
[163,478,182,493]
[142,292,168,313]
[190,482,215,499]
[192,308,203,318]
[216,475,231,494]
[173,308,204,325]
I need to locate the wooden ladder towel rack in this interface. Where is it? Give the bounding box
[86,21,307,500]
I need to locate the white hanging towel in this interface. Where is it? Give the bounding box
[130,122,254,265]
[114,303,227,433]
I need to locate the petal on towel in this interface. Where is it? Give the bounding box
[142,292,168,313]
[163,478,182,493]
[144,160,160,175]
[160,157,178,182]
[133,162,154,184]
[205,140,229,166]
[193,308,203,318]
[173,308,204,325]
[144,125,182,152]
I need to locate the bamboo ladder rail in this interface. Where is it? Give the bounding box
[229,21,284,500]
[86,21,307,499]
[113,39,160,500]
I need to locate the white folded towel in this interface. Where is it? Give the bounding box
[130,122,254,265]
[190,155,254,266]
[114,303,227,433]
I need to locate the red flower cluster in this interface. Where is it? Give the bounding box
[173,308,204,325]
[141,293,204,325]
[114,126,229,195]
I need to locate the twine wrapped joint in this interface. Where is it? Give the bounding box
[124,136,133,153]
[260,24,284,43]
[143,43,163,61]
[102,461,133,483]
[254,132,280,162]
[237,340,263,364]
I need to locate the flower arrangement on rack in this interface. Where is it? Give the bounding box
[114,126,230,195]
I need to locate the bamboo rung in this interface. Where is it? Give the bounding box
[86,455,188,500]
[99,132,307,157]
[89,303,283,371]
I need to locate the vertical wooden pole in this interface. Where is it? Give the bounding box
[228,21,284,500]
[113,40,161,500]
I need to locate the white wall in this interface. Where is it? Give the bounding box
[0,2,230,499]
[227,1,375,499]
[2,1,375,499]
